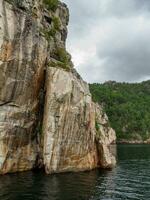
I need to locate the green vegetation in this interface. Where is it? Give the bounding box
[89,81,150,141]
[95,120,100,132]
[43,0,59,11]
[41,28,54,41]
[53,16,61,30]
[41,16,61,41]
[41,28,55,41]
[56,48,69,64]
[49,47,71,70]
[48,55,70,71]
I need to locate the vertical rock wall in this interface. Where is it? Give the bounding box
[0,0,48,173]
[42,67,116,174]
[43,68,98,173]
[0,0,116,174]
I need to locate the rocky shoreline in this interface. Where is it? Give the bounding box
[117,140,150,144]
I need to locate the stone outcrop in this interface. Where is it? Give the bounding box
[94,104,116,168]
[43,68,116,174]
[0,0,116,174]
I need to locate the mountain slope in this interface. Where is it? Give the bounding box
[89,81,150,142]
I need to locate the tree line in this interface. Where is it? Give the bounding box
[89,80,150,141]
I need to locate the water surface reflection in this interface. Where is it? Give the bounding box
[0,144,150,200]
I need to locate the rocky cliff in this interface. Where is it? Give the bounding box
[0,0,116,174]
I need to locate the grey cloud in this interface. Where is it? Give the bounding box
[87,29,150,82]
[63,0,150,83]
[64,0,150,37]
[101,0,150,18]
[64,0,150,23]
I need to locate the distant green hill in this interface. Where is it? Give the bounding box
[89,80,150,142]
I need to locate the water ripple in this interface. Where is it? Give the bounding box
[0,145,150,200]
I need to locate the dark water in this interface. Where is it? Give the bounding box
[0,145,150,200]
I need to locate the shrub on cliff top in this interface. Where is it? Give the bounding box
[57,48,69,64]
[43,0,59,11]
[49,60,70,71]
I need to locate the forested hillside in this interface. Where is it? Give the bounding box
[89,81,150,142]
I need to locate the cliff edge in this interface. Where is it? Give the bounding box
[0,0,116,174]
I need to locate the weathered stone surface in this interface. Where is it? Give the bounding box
[42,67,116,173]
[43,67,98,173]
[94,103,116,168]
[0,0,48,174]
[0,0,116,174]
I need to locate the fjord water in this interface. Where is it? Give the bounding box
[0,145,150,200]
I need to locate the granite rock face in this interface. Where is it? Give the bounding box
[43,68,98,173]
[94,104,116,168]
[0,0,48,174]
[43,67,116,174]
[0,0,116,174]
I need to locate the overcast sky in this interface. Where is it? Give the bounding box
[63,0,150,83]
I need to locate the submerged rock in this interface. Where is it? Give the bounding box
[0,0,116,174]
